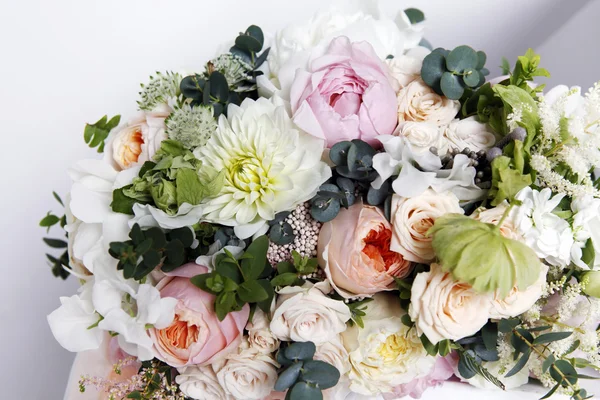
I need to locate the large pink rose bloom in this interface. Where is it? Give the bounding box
[148,263,249,368]
[290,36,398,148]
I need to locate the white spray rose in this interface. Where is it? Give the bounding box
[394,121,445,154]
[444,116,497,153]
[246,309,280,354]
[176,365,232,400]
[342,293,435,396]
[386,47,431,90]
[397,79,460,126]
[270,281,351,345]
[409,264,492,344]
[215,341,279,400]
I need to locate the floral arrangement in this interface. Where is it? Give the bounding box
[42,2,600,400]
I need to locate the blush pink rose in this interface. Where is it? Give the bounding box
[383,355,456,399]
[318,202,413,298]
[290,36,398,148]
[148,263,249,368]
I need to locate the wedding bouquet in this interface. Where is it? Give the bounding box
[42,2,600,399]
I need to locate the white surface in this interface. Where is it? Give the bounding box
[0,0,598,398]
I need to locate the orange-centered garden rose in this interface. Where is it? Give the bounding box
[318,202,412,298]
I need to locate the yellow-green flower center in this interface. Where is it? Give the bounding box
[377,333,409,363]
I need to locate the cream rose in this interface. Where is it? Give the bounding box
[315,335,351,377]
[394,121,446,154]
[215,341,279,400]
[385,47,430,90]
[342,293,435,396]
[409,264,492,344]
[390,190,463,263]
[444,116,497,153]
[176,365,232,400]
[246,309,280,354]
[105,103,170,170]
[318,202,413,299]
[473,202,523,241]
[489,263,549,319]
[397,79,460,125]
[270,281,351,345]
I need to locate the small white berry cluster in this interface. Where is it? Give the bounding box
[267,203,321,265]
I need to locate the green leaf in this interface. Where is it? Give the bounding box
[301,360,341,389]
[242,235,269,281]
[43,238,68,248]
[533,331,573,345]
[543,354,556,373]
[540,383,560,399]
[53,191,64,206]
[270,222,295,245]
[215,291,236,321]
[404,8,425,24]
[463,69,481,88]
[175,168,203,207]
[582,238,596,268]
[440,72,465,100]
[111,186,137,215]
[40,213,60,228]
[276,261,296,274]
[275,362,303,391]
[271,272,300,287]
[420,334,438,357]
[256,279,275,313]
[285,341,316,361]
[169,227,194,248]
[492,85,540,150]
[446,45,479,73]
[245,25,265,48]
[511,329,534,354]
[235,34,262,53]
[238,280,269,303]
[550,360,578,387]
[329,141,352,166]
[505,348,530,378]
[289,382,322,400]
[482,323,499,351]
[84,115,121,153]
[501,57,511,75]
[190,273,217,294]
[429,214,541,296]
[438,339,451,357]
[476,51,487,70]
[421,50,446,93]
[209,71,229,103]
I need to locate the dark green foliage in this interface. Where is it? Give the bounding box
[83,115,121,153]
[270,250,319,289]
[40,191,71,279]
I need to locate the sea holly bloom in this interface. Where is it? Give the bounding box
[194,96,331,239]
[318,202,412,298]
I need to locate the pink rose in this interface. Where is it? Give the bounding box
[290,36,398,148]
[318,202,412,298]
[384,355,456,399]
[149,263,249,368]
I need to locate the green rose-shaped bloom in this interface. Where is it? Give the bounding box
[428,214,540,297]
[150,178,178,214]
[582,271,600,298]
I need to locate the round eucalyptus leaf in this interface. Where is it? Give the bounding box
[440,72,465,100]
[235,35,262,53]
[347,140,375,172]
[480,67,490,76]
[276,349,294,367]
[274,362,303,391]
[367,180,391,206]
[431,47,450,58]
[421,51,446,92]
[419,38,433,50]
[285,341,316,361]
[329,141,352,166]
[245,25,264,48]
[336,177,356,207]
[311,198,341,223]
[209,71,229,103]
[269,222,295,245]
[462,69,481,88]
[476,51,487,70]
[229,45,252,63]
[301,360,341,389]
[289,382,323,400]
[446,45,479,73]
[268,211,290,226]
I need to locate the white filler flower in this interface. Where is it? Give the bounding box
[195,96,331,239]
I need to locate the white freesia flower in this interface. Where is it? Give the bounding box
[176,365,232,400]
[409,264,492,344]
[512,187,574,267]
[489,264,549,319]
[130,202,204,230]
[194,96,331,239]
[394,121,445,154]
[385,47,431,90]
[47,280,103,352]
[261,0,424,98]
[215,341,279,400]
[460,360,529,390]
[270,280,351,344]
[571,195,600,269]
[246,309,280,354]
[397,79,460,125]
[372,135,485,201]
[342,293,435,396]
[444,116,497,153]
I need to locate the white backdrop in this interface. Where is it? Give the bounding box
[0,0,597,398]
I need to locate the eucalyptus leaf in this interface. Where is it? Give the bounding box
[285,342,316,361]
[275,362,303,391]
[289,382,322,400]
[301,360,341,389]
[329,141,352,166]
[440,72,465,100]
[446,45,479,73]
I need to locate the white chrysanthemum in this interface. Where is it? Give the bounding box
[194,96,331,239]
[165,104,216,150]
[138,71,182,111]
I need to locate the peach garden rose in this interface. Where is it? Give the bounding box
[148,263,249,368]
[318,202,413,298]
